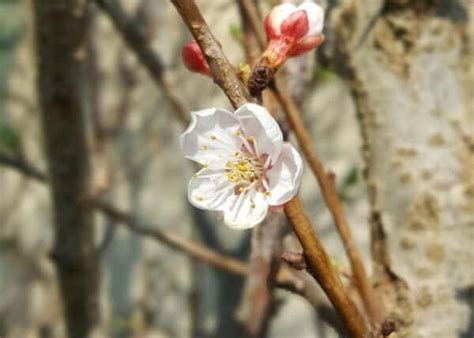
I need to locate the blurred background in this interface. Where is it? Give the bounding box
[0,0,472,337]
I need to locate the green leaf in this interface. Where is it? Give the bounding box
[0,117,20,154]
[229,23,242,41]
[343,167,359,188]
[313,65,334,82]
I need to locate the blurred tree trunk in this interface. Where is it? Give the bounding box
[325,1,473,337]
[32,1,100,337]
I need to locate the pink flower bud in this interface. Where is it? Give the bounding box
[263,1,325,68]
[182,41,211,76]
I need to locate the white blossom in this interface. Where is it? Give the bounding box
[180,103,303,229]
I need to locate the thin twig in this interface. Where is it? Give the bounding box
[92,200,249,275]
[238,0,380,325]
[169,1,368,336]
[0,154,47,181]
[237,0,266,51]
[95,0,188,125]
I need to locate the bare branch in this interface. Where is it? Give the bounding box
[32,1,100,336]
[92,199,249,276]
[95,0,188,124]
[0,154,47,181]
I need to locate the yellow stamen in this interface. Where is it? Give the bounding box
[236,160,250,172]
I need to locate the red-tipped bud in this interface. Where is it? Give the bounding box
[262,1,325,68]
[182,41,211,76]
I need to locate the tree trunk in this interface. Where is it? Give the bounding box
[32,1,100,337]
[326,1,473,336]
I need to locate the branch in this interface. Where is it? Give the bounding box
[170,0,251,109]
[92,199,249,276]
[169,1,368,336]
[236,0,266,51]
[33,1,100,337]
[95,0,188,125]
[284,197,367,337]
[0,154,47,181]
[237,1,380,326]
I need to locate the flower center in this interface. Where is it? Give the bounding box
[225,157,263,187]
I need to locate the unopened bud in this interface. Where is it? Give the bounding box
[248,2,325,98]
[263,1,325,68]
[182,41,211,76]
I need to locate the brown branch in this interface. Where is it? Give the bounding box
[236,0,266,51]
[237,0,380,326]
[170,0,251,109]
[33,1,100,337]
[92,200,249,276]
[285,197,367,337]
[169,1,368,336]
[0,154,47,181]
[95,0,188,125]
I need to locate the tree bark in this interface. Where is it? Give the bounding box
[326,0,473,336]
[32,1,100,337]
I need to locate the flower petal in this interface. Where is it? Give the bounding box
[267,142,303,206]
[223,190,269,229]
[280,10,309,41]
[264,3,296,40]
[234,103,283,163]
[180,108,243,168]
[287,34,324,57]
[297,2,324,37]
[188,168,235,211]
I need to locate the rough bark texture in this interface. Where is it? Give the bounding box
[326,0,473,336]
[33,1,100,337]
